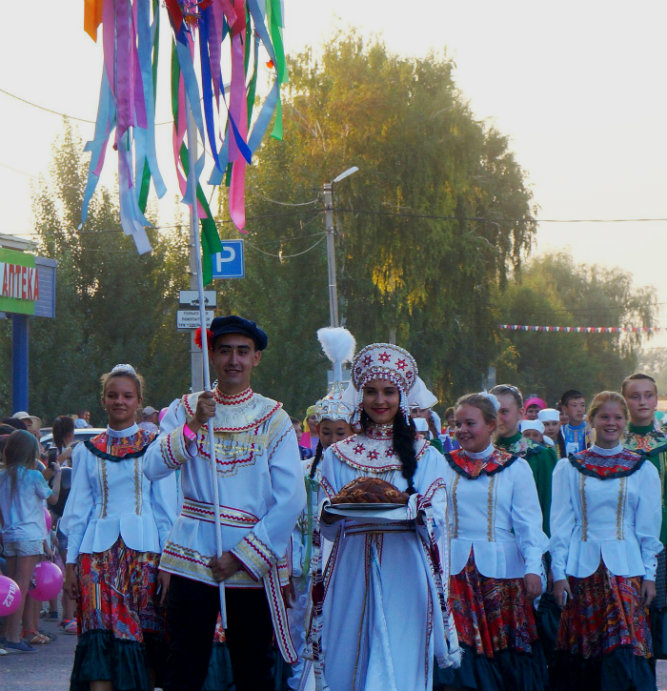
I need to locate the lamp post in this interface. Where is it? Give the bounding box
[323,166,358,327]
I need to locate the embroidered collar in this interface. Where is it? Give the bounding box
[214,387,254,405]
[182,390,281,433]
[624,425,667,455]
[106,423,139,438]
[85,428,156,462]
[496,431,543,458]
[330,431,428,474]
[366,424,393,440]
[569,445,645,479]
[446,447,517,479]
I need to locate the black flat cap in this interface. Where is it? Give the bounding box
[210,315,268,351]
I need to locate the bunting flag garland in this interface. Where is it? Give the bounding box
[82,0,288,267]
[498,324,665,334]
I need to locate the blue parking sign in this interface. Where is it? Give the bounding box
[211,240,245,279]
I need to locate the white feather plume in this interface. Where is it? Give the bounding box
[317,327,356,366]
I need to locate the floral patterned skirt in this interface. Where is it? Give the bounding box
[556,563,651,659]
[70,537,166,691]
[77,537,164,640]
[435,553,547,691]
[550,563,656,691]
[450,552,539,657]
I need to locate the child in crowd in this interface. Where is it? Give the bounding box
[622,372,667,658]
[538,408,563,454]
[299,406,320,455]
[559,389,591,455]
[442,406,461,453]
[520,419,550,446]
[524,397,547,420]
[0,430,61,653]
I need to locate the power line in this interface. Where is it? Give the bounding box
[341,208,667,224]
[0,85,173,126]
[245,234,326,259]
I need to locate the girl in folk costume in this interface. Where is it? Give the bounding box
[550,391,662,691]
[438,393,548,691]
[309,343,460,691]
[622,373,667,658]
[288,327,356,691]
[61,365,177,691]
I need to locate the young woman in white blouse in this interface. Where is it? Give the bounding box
[438,392,548,691]
[550,391,661,691]
[61,365,176,691]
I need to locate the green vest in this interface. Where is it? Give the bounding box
[624,423,667,545]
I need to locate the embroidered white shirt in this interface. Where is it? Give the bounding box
[549,444,662,581]
[61,425,177,563]
[443,445,548,578]
[143,388,306,587]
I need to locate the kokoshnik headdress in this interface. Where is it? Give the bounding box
[342,342,437,423]
[314,327,357,424]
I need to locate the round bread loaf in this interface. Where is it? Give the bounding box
[331,476,409,505]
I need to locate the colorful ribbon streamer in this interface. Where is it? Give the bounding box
[81,0,165,254]
[82,0,287,264]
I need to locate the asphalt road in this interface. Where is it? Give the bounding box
[0,619,75,690]
[1,619,666,691]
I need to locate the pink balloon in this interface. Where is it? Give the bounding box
[0,575,22,615]
[28,561,63,601]
[44,507,52,532]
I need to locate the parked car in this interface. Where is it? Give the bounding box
[40,428,106,451]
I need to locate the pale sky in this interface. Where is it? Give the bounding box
[1,1,666,329]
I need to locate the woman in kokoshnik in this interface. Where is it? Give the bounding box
[308,342,460,691]
[437,393,549,691]
[61,365,177,691]
[550,391,662,691]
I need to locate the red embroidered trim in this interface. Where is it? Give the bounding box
[162,547,209,567]
[181,498,259,525]
[244,534,273,567]
[214,387,254,405]
[422,477,447,502]
[183,395,282,432]
[265,568,298,663]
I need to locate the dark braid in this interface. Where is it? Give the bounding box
[360,410,418,495]
[309,440,324,479]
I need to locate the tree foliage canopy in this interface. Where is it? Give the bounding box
[495,252,657,405]
[5,123,191,424]
[220,31,537,413]
[0,34,655,424]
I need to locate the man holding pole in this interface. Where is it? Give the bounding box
[145,315,305,691]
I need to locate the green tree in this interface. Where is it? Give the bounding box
[217,31,537,415]
[4,121,192,423]
[495,252,657,404]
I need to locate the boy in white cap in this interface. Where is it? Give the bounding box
[538,408,563,454]
[520,419,551,446]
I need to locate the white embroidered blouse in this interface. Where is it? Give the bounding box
[61,424,177,563]
[443,444,548,578]
[549,444,662,582]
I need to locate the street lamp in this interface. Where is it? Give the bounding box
[323,166,358,327]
